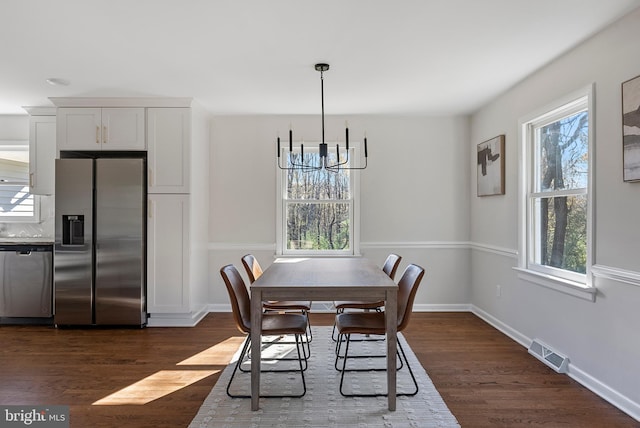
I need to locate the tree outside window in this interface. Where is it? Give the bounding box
[280,150,355,254]
[533,110,588,274]
[522,91,592,286]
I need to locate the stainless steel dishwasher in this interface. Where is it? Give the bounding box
[0,243,53,321]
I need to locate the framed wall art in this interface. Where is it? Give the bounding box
[623,74,640,182]
[477,135,505,196]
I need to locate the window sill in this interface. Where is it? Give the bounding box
[276,253,362,259]
[513,267,597,302]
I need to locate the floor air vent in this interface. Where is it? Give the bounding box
[528,339,569,373]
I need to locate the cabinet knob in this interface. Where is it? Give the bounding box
[96,126,100,144]
[103,126,108,144]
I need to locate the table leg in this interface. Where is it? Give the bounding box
[250,288,262,410]
[386,289,397,411]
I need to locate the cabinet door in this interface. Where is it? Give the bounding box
[56,108,102,150]
[29,115,56,195]
[101,108,146,150]
[147,194,190,313]
[147,108,190,193]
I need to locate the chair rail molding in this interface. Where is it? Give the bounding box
[208,242,276,251]
[591,264,640,288]
[209,241,519,257]
[469,242,518,258]
[361,241,470,250]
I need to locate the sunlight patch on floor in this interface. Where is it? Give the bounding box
[92,370,218,405]
[177,336,246,366]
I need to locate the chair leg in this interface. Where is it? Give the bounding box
[334,333,404,371]
[331,308,343,342]
[226,336,251,398]
[304,310,313,343]
[338,335,418,397]
[239,334,309,373]
[227,334,307,398]
[397,339,418,396]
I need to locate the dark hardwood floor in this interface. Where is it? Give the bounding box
[0,312,637,427]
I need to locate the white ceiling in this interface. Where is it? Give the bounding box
[2,0,639,116]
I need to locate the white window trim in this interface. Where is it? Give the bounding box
[276,143,362,257]
[0,140,40,223]
[516,84,596,301]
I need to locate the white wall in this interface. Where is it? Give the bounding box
[208,114,471,309]
[470,8,640,419]
[0,115,29,139]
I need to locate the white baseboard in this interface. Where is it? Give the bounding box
[413,303,471,312]
[470,305,531,348]
[567,363,640,422]
[470,305,640,422]
[146,308,208,327]
[207,303,471,314]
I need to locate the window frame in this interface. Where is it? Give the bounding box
[516,85,596,300]
[0,141,40,223]
[276,143,362,257]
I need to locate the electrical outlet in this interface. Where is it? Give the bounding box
[496,284,502,297]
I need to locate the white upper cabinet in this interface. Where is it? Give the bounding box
[57,107,145,151]
[28,112,56,195]
[147,108,190,193]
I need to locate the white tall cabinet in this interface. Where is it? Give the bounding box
[25,107,56,195]
[50,97,210,327]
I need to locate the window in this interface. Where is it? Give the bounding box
[518,86,594,295]
[0,141,39,222]
[277,145,360,256]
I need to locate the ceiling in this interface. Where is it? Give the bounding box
[2,0,639,116]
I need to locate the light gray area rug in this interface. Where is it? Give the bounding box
[189,327,460,428]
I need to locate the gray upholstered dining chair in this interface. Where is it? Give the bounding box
[220,264,308,398]
[241,254,313,345]
[331,253,402,341]
[334,263,425,397]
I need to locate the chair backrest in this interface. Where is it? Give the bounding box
[396,263,425,332]
[382,253,402,280]
[241,254,263,284]
[220,264,251,334]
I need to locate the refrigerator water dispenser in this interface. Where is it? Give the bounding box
[62,215,84,245]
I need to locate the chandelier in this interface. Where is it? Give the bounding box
[277,63,368,171]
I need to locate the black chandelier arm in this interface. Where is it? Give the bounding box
[325,157,368,171]
[277,154,323,171]
[275,63,369,172]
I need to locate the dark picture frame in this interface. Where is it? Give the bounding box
[477,135,505,196]
[622,74,640,182]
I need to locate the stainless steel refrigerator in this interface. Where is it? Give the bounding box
[54,155,146,326]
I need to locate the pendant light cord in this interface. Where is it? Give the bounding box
[320,69,325,145]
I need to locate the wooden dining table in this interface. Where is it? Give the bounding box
[250,257,399,411]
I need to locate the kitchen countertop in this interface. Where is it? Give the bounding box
[0,237,54,245]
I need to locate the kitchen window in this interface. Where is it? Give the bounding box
[276,146,361,256]
[517,85,595,299]
[0,141,39,223]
